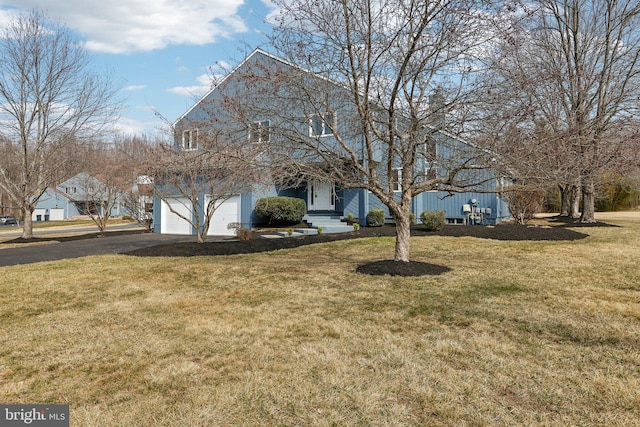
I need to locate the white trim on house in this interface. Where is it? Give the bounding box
[249,120,271,143]
[308,111,336,137]
[182,129,199,150]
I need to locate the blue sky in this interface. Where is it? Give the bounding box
[0,0,278,138]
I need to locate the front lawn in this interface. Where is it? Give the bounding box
[1,213,639,426]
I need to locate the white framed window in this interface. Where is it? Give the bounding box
[249,120,270,143]
[309,111,335,137]
[391,168,402,192]
[425,161,437,180]
[425,136,437,160]
[182,129,198,150]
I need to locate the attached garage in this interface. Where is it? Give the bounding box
[206,195,240,237]
[160,198,193,235]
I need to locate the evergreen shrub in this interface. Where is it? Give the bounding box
[366,209,385,227]
[255,197,306,225]
[420,210,446,231]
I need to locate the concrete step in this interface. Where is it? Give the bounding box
[304,215,354,233]
[315,225,354,233]
[302,214,342,221]
[294,228,318,235]
[276,231,305,237]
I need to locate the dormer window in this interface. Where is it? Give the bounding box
[182,129,198,150]
[309,111,335,137]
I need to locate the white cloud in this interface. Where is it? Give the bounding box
[168,73,214,97]
[261,0,280,25]
[125,85,146,91]
[0,0,248,54]
[0,8,19,28]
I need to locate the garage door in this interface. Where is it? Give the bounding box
[160,198,193,235]
[50,208,64,221]
[205,195,240,236]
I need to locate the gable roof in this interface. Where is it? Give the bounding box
[173,48,492,157]
[173,48,294,128]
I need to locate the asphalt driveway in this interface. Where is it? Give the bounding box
[0,232,196,267]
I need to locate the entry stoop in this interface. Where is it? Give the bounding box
[303,214,354,233]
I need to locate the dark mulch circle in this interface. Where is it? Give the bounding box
[355,260,452,276]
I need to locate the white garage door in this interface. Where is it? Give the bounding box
[50,208,64,221]
[161,198,193,235]
[206,195,240,236]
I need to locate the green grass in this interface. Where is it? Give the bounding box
[1,213,639,426]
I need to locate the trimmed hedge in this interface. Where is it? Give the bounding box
[255,196,307,225]
[366,208,386,227]
[420,210,446,231]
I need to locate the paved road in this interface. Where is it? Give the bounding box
[0,229,195,267]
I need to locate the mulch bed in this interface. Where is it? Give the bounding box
[126,217,604,277]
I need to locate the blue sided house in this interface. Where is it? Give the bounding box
[33,172,129,221]
[154,49,511,236]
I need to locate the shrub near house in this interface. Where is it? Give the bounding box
[255,197,306,225]
[420,210,446,231]
[367,209,385,227]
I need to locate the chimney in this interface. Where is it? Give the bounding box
[428,89,446,129]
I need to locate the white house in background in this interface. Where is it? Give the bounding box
[32,173,129,221]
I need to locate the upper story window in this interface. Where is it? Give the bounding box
[425,162,437,181]
[425,136,437,161]
[391,168,403,192]
[249,120,270,143]
[424,136,437,181]
[182,129,198,150]
[309,111,335,137]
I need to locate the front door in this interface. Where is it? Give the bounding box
[308,180,335,211]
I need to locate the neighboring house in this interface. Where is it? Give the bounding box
[33,173,129,221]
[154,49,511,236]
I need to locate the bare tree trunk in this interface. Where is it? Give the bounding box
[559,183,581,218]
[392,198,413,262]
[570,184,581,219]
[559,184,570,216]
[580,177,596,223]
[20,205,33,239]
[394,212,411,263]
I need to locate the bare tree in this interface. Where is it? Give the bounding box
[117,135,159,231]
[253,0,499,262]
[79,137,151,234]
[123,175,154,231]
[73,172,119,235]
[480,0,640,222]
[148,127,265,243]
[0,11,122,238]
